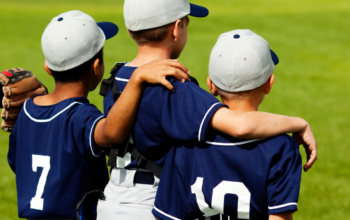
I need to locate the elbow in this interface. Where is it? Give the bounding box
[232,125,253,139]
[104,131,127,145]
[113,135,128,145]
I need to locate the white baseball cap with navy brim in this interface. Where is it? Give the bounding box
[42,10,119,72]
[124,0,209,31]
[209,29,279,92]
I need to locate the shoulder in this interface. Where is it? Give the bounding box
[25,97,101,123]
[55,98,101,119]
[73,98,99,111]
[268,134,297,146]
[262,134,299,154]
[169,78,217,100]
[170,78,203,90]
[70,98,102,121]
[142,77,219,106]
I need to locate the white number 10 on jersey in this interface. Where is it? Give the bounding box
[191,177,251,219]
[30,155,51,210]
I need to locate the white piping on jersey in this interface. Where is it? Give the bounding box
[205,139,263,146]
[153,206,181,220]
[89,115,105,157]
[268,202,297,210]
[198,103,222,142]
[115,77,129,82]
[24,101,83,123]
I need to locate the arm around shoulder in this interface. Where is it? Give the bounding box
[210,108,309,139]
[210,108,317,171]
[94,59,191,148]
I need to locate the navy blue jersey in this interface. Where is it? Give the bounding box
[153,130,302,220]
[103,66,226,167]
[8,97,109,219]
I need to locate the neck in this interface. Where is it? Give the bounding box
[34,81,89,106]
[220,96,261,113]
[128,43,172,67]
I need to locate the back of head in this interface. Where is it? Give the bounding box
[124,0,209,44]
[209,29,279,94]
[41,10,118,82]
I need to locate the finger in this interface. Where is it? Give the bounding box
[165,68,189,83]
[302,144,311,172]
[174,68,190,81]
[304,145,317,172]
[165,60,190,75]
[159,78,175,92]
[292,132,303,146]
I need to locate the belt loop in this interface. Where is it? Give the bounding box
[153,175,160,188]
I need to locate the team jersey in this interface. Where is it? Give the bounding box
[103,65,227,168]
[8,97,109,219]
[153,130,302,220]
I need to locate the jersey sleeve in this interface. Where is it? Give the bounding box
[161,80,227,142]
[267,137,302,214]
[72,104,106,158]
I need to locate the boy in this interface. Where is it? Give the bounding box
[7,10,190,219]
[153,29,301,220]
[98,0,316,219]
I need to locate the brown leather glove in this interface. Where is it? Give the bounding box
[1,68,48,132]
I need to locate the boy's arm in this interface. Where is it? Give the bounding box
[269,212,293,220]
[210,108,317,171]
[94,60,190,148]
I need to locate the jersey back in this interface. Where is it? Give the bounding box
[103,66,227,168]
[8,97,109,219]
[153,131,302,220]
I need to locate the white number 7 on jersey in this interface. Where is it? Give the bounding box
[30,155,51,211]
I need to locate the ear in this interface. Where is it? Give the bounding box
[44,61,53,76]
[172,19,182,42]
[263,74,275,95]
[207,77,219,96]
[92,59,100,76]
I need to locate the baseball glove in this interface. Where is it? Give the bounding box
[1,68,48,132]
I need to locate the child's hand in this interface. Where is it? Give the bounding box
[292,123,317,172]
[132,59,190,92]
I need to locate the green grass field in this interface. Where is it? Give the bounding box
[1,0,350,219]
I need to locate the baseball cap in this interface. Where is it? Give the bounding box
[124,0,209,31]
[209,29,279,92]
[42,10,119,72]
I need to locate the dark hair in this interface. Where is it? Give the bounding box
[128,17,185,45]
[50,48,103,83]
[129,24,172,45]
[216,82,266,99]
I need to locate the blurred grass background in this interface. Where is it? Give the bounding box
[0,0,349,219]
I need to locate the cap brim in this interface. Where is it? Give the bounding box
[270,50,279,65]
[189,3,209,17]
[97,22,119,40]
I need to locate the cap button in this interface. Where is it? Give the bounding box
[58,17,64,22]
[233,34,240,39]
